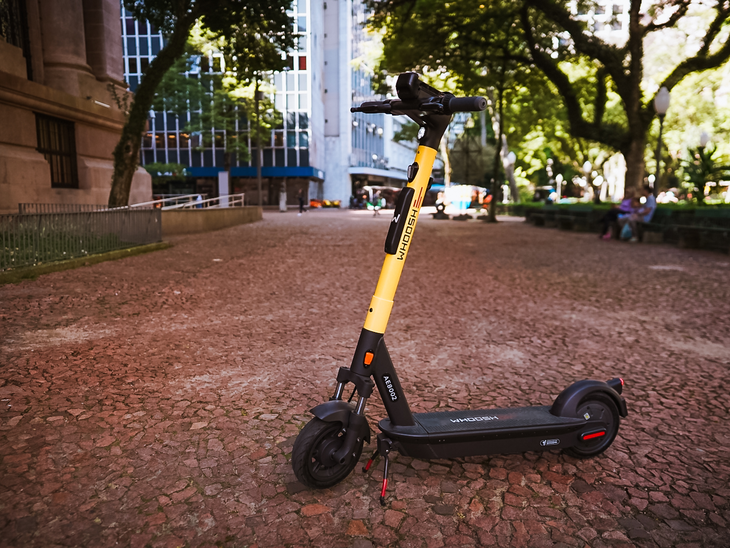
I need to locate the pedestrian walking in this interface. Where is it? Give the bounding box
[297,188,306,215]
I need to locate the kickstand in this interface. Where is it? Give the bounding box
[362,449,379,473]
[376,436,392,506]
[380,452,390,506]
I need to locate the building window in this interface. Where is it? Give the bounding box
[0,0,33,80]
[35,113,79,189]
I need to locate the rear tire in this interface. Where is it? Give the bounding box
[565,394,620,458]
[292,417,364,489]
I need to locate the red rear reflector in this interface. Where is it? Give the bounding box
[582,430,606,441]
[620,378,624,386]
[364,352,374,366]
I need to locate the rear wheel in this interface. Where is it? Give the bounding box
[565,394,620,458]
[292,418,364,489]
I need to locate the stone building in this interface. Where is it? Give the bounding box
[0,0,151,213]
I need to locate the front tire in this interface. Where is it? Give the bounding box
[565,393,620,458]
[292,417,364,489]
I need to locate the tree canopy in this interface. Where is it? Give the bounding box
[369,0,730,193]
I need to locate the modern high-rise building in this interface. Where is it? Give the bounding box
[120,0,415,206]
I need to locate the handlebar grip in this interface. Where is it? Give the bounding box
[351,101,392,114]
[447,96,487,112]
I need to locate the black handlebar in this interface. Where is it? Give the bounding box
[448,96,487,113]
[351,95,486,116]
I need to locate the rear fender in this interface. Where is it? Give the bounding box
[550,380,628,418]
[310,401,371,443]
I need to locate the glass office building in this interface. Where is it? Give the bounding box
[120,0,411,205]
[120,1,323,204]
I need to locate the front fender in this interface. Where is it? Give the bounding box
[310,401,371,443]
[550,380,628,418]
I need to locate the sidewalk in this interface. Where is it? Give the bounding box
[1,210,728,547]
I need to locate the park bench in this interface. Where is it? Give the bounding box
[674,209,730,252]
[636,208,678,243]
[556,205,596,231]
[523,207,542,223]
[531,204,560,227]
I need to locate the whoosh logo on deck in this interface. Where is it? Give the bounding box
[450,416,499,423]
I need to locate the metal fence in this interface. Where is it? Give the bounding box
[18,203,110,214]
[0,208,162,271]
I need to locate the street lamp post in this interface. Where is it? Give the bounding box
[653,87,671,197]
[546,159,554,202]
[582,160,592,201]
[556,174,564,201]
[502,151,517,202]
[698,131,711,202]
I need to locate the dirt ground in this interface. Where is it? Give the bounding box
[1,209,729,548]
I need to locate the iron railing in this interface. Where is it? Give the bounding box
[0,209,162,271]
[18,203,109,214]
[18,194,245,213]
[130,193,245,210]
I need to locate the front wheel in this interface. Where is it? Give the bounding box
[565,393,620,458]
[292,417,364,488]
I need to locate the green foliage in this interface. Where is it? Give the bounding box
[392,121,420,143]
[368,0,617,190]
[110,0,294,206]
[143,162,187,181]
[681,144,730,203]
[368,0,730,193]
[152,44,283,169]
[152,50,204,116]
[449,116,497,186]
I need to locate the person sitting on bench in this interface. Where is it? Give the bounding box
[599,189,635,240]
[618,185,656,242]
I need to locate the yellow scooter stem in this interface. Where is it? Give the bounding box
[363,145,438,334]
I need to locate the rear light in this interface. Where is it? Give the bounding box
[581,429,606,441]
[607,377,623,394]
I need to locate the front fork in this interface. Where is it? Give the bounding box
[329,388,369,464]
[325,327,414,464]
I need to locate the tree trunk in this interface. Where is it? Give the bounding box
[487,85,504,223]
[623,136,647,193]
[108,18,191,207]
[506,163,518,203]
[255,77,263,207]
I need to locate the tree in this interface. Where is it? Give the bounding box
[369,0,730,192]
[449,115,496,187]
[520,0,730,191]
[108,0,293,207]
[369,1,553,218]
[143,162,188,195]
[221,16,295,206]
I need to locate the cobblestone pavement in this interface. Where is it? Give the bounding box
[1,209,729,548]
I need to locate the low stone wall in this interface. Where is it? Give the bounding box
[162,207,262,236]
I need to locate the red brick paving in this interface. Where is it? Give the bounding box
[1,209,729,547]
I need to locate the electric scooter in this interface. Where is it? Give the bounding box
[292,73,628,505]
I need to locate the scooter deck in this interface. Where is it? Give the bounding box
[378,405,592,459]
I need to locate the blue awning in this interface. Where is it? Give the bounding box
[186,166,325,180]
